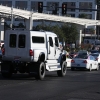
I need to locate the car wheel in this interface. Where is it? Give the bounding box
[1,62,12,78]
[71,67,75,71]
[96,64,99,71]
[35,62,46,80]
[2,72,12,78]
[57,61,67,77]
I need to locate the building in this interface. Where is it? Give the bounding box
[0,0,98,39]
[0,0,97,18]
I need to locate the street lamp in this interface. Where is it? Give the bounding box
[10,6,13,29]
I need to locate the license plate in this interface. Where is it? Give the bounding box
[14,59,20,63]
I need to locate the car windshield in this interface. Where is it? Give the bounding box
[78,53,87,55]
[90,50,99,53]
[75,54,88,59]
[90,54,99,58]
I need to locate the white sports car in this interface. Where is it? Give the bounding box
[71,54,99,71]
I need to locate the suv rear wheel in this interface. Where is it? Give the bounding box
[1,62,12,78]
[35,62,46,80]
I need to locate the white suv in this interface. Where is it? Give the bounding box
[1,29,67,80]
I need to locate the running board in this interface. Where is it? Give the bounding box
[46,63,61,71]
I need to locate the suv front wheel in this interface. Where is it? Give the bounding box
[57,61,67,77]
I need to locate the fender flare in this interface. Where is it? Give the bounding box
[38,52,45,62]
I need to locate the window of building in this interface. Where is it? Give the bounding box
[15,1,27,10]
[71,2,75,6]
[32,36,44,43]
[31,1,38,11]
[79,2,92,12]
[87,14,92,19]
[18,35,26,48]
[47,2,59,11]
[9,34,17,48]
[67,8,75,12]
[0,1,12,7]
[67,14,75,17]
[71,14,75,17]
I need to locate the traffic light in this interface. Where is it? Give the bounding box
[62,4,67,15]
[38,2,43,13]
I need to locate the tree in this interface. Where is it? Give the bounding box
[4,22,10,30]
[51,25,65,42]
[79,13,87,19]
[61,23,79,43]
[34,22,79,44]
[18,22,25,28]
[89,28,95,39]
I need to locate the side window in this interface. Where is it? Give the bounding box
[18,34,26,48]
[32,36,44,43]
[9,34,17,48]
[55,37,59,47]
[49,37,53,47]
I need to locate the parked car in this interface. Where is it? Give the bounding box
[69,52,78,58]
[90,53,100,66]
[0,50,2,63]
[90,50,100,53]
[78,50,89,55]
[71,54,99,71]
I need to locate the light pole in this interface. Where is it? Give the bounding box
[10,6,13,29]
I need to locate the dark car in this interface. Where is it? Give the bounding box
[0,50,2,63]
[69,52,77,58]
[90,50,100,53]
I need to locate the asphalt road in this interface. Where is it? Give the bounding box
[0,68,100,100]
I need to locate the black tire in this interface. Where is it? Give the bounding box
[57,61,67,77]
[2,72,12,78]
[96,64,99,71]
[71,67,75,71]
[1,62,12,78]
[35,62,46,80]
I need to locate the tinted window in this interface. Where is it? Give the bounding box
[18,35,26,48]
[55,37,59,47]
[91,50,99,53]
[75,55,88,59]
[32,36,44,43]
[9,34,17,48]
[90,54,99,57]
[49,37,53,47]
